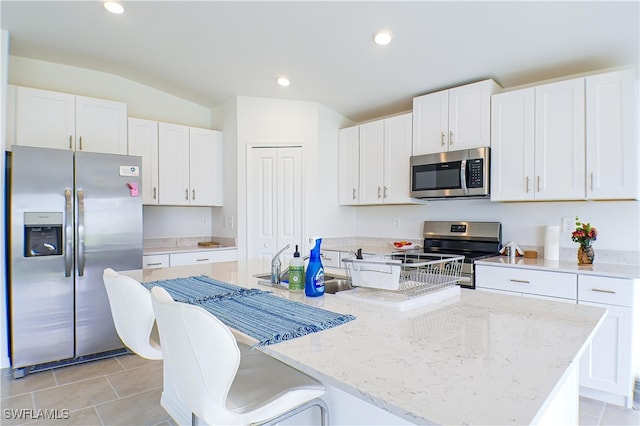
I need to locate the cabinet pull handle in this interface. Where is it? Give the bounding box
[153,187,157,200]
[69,135,73,150]
[449,130,454,145]
[352,188,357,200]
[192,189,196,200]
[146,262,162,266]
[79,136,83,151]
[185,189,189,200]
[536,176,541,192]
[526,176,530,193]
[591,288,616,294]
[441,132,445,146]
[509,279,530,283]
[196,258,209,262]
[383,186,388,198]
[377,186,382,199]
[590,173,594,191]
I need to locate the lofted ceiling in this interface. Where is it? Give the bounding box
[1,1,638,122]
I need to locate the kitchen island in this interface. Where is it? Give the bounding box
[126,259,606,425]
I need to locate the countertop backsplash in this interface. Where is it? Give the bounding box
[144,236,237,250]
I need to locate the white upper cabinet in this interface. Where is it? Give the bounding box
[128,118,159,205]
[158,122,191,205]
[412,90,448,155]
[75,95,128,154]
[158,122,223,206]
[359,120,385,204]
[340,113,414,206]
[383,113,414,204]
[11,85,127,154]
[490,88,536,201]
[534,78,585,200]
[338,126,360,205]
[189,127,223,206]
[585,69,639,200]
[491,78,586,201]
[413,79,500,155]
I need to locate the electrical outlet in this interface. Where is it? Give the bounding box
[392,217,400,229]
[562,217,574,233]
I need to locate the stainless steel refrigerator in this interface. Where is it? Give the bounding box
[7,146,142,377]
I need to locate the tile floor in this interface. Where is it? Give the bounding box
[1,353,639,425]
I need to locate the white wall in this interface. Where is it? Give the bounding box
[316,104,356,237]
[143,206,217,239]
[354,199,640,255]
[230,96,353,259]
[211,98,238,240]
[1,30,11,368]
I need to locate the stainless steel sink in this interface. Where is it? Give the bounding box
[254,272,353,294]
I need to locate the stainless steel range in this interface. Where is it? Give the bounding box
[422,221,502,289]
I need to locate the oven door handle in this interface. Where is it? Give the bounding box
[460,159,468,195]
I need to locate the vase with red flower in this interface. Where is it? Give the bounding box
[571,217,597,265]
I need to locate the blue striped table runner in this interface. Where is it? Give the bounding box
[145,275,356,347]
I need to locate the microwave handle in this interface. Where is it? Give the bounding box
[460,159,468,195]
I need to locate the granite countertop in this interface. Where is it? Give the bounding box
[477,255,640,279]
[126,259,605,425]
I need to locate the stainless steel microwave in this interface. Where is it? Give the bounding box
[410,147,490,199]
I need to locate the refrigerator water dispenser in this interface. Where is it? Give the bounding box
[24,212,63,257]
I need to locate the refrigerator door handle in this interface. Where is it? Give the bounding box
[77,189,86,277]
[65,189,73,277]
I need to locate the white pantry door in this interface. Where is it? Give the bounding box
[248,147,302,262]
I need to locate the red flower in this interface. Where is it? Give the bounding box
[571,216,597,247]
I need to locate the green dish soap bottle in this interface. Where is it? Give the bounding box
[305,237,325,297]
[288,245,305,293]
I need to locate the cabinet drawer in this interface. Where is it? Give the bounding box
[475,265,577,300]
[169,249,238,267]
[170,251,215,267]
[578,275,635,307]
[143,254,169,269]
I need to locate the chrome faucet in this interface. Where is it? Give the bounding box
[271,244,290,284]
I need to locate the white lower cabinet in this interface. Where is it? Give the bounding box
[169,249,238,267]
[578,275,638,408]
[477,264,639,408]
[142,254,169,269]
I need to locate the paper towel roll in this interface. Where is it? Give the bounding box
[544,226,560,260]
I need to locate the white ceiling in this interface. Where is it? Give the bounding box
[2,1,638,122]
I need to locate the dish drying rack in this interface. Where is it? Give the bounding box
[342,252,465,298]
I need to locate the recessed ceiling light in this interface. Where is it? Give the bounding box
[277,77,290,87]
[373,31,392,46]
[104,1,124,14]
